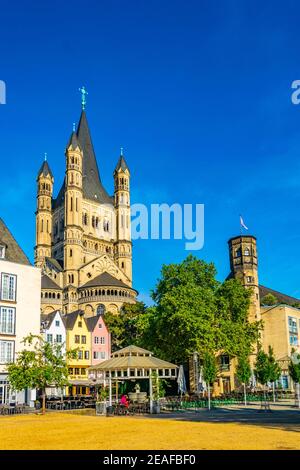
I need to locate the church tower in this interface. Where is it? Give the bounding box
[35,158,54,267]
[114,150,132,284]
[63,130,83,312]
[228,235,261,323]
[37,87,137,317]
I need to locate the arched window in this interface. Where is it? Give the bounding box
[244,247,250,256]
[236,248,241,257]
[97,304,105,316]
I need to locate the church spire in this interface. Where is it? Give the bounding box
[76,110,112,203]
[37,156,53,179]
[114,149,130,174]
[67,128,80,150]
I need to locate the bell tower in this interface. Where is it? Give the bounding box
[228,235,261,323]
[113,150,132,284]
[63,129,83,312]
[35,156,53,267]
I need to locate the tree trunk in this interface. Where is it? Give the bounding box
[263,386,267,410]
[297,383,300,409]
[243,383,247,407]
[208,384,211,410]
[272,382,275,403]
[42,389,46,415]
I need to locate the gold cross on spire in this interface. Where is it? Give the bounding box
[79,86,88,110]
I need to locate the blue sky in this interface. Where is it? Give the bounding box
[1,0,300,304]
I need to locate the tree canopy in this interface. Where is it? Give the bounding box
[7,334,76,414]
[260,293,278,306]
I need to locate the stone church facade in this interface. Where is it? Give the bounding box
[35,107,137,317]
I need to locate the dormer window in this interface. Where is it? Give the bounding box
[0,245,5,259]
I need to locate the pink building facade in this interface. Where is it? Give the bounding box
[86,315,111,366]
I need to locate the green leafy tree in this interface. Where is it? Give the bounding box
[104,301,149,351]
[289,353,300,408]
[216,279,261,358]
[202,351,218,410]
[267,346,281,402]
[7,334,76,414]
[142,256,261,364]
[254,348,270,386]
[291,302,300,309]
[236,353,251,406]
[254,346,281,403]
[260,293,278,306]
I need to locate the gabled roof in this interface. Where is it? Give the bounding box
[41,310,66,329]
[63,310,85,330]
[259,285,300,306]
[37,160,53,179]
[41,274,62,290]
[85,315,101,332]
[0,218,31,266]
[76,111,112,204]
[80,271,130,289]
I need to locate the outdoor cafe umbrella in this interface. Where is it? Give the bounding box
[177,365,187,396]
[250,369,257,390]
[198,366,207,394]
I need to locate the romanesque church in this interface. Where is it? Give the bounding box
[35,104,137,317]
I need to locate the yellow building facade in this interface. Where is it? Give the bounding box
[261,304,300,390]
[35,104,137,318]
[65,310,92,396]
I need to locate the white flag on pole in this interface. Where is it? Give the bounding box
[240,215,248,231]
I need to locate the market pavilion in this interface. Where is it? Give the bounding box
[88,345,178,413]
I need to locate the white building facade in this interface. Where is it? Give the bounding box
[0,218,41,406]
[41,310,67,397]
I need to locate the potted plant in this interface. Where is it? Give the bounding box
[96,387,109,415]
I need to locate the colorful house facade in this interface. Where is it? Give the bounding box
[86,314,111,366]
[64,310,91,396]
[0,218,41,406]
